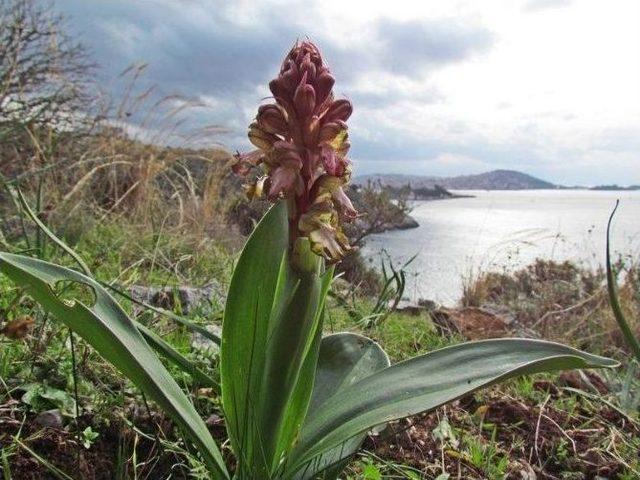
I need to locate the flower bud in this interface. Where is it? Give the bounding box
[232,159,252,176]
[315,69,335,107]
[303,115,321,146]
[269,77,287,99]
[248,123,278,151]
[281,62,300,92]
[299,53,317,82]
[293,74,316,118]
[270,141,303,170]
[319,146,349,177]
[268,166,304,199]
[311,175,356,219]
[298,201,353,261]
[257,104,288,135]
[323,99,352,123]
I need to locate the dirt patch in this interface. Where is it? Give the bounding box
[366,390,639,479]
[0,401,191,479]
[432,307,511,340]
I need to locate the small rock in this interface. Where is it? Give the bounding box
[418,298,438,310]
[129,281,226,316]
[393,298,439,315]
[34,409,63,429]
[191,324,223,353]
[394,299,423,315]
[479,303,516,325]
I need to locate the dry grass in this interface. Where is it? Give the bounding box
[461,259,640,357]
[0,65,241,247]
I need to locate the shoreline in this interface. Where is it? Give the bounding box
[379,192,474,233]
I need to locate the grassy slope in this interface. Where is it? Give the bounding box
[0,216,638,479]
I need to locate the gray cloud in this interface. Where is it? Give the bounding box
[49,1,637,185]
[375,18,494,76]
[57,1,297,95]
[54,0,495,149]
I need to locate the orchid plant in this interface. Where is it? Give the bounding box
[0,41,617,480]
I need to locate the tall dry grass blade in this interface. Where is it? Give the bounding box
[61,160,133,205]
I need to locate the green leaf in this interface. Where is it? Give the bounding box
[2,190,223,471]
[137,323,219,392]
[15,187,91,275]
[0,252,228,479]
[292,332,390,480]
[606,201,640,362]
[308,333,390,414]
[13,188,221,386]
[361,462,382,480]
[221,202,334,477]
[21,383,76,416]
[287,338,617,475]
[259,267,322,463]
[81,426,99,449]
[220,201,290,476]
[266,261,336,474]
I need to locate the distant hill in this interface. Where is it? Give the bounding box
[355,169,557,190]
[589,185,640,191]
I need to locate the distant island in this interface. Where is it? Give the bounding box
[355,169,555,191]
[355,169,639,191]
[589,185,640,191]
[363,183,474,201]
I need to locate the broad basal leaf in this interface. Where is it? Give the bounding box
[0,253,228,479]
[286,338,617,476]
[291,332,390,480]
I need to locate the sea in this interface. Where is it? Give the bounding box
[361,190,640,306]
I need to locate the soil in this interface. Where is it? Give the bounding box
[366,388,639,479]
[0,403,188,480]
[2,385,638,479]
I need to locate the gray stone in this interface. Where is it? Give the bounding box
[479,302,516,325]
[34,409,63,429]
[191,324,223,353]
[394,215,419,230]
[129,281,226,316]
[393,298,439,315]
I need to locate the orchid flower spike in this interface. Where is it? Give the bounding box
[234,40,356,263]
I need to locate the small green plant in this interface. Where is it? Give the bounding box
[359,460,382,480]
[359,251,416,329]
[464,432,508,479]
[0,41,618,480]
[81,426,99,449]
[21,382,76,416]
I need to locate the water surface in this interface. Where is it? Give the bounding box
[362,190,640,305]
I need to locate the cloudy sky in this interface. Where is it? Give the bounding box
[56,0,639,185]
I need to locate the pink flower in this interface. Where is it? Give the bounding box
[234,41,356,262]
